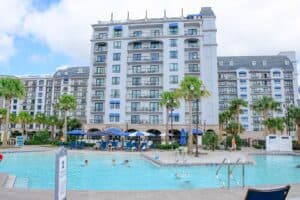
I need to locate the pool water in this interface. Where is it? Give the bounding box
[0,151,300,190]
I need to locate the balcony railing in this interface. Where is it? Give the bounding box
[130,119,163,125]
[127,56,162,62]
[129,32,162,38]
[127,68,162,74]
[127,107,161,112]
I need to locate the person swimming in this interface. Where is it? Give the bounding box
[112,159,116,166]
[84,160,88,165]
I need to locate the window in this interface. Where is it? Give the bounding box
[170,39,177,47]
[229,60,234,66]
[285,59,289,65]
[109,113,120,122]
[37,99,42,103]
[113,53,121,61]
[219,61,223,66]
[96,55,106,62]
[274,87,281,92]
[133,54,141,61]
[94,115,103,123]
[131,115,140,123]
[95,90,104,98]
[133,42,142,49]
[112,77,120,85]
[96,78,105,86]
[111,89,120,98]
[251,61,257,66]
[273,71,281,78]
[38,93,43,97]
[113,41,121,49]
[275,94,282,100]
[37,105,42,110]
[150,42,160,49]
[149,77,159,85]
[38,80,44,85]
[133,31,142,37]
[149,65,159,73]
[132,77,141,85]
[149,115,159,124]
[188,52,198,60]
[240,80,247,85]
[113,30,122,37]
[96,67,105,74]
[131,102,140,111]
[151,53,160,61]
[97,32,107,39]
[169,63,178,72]
[13,105,17,110]
[132,90,141,98]
[188,64,199,72]
[239,71,247,77]
[13,99,17,104]
[132,65,141,73]
[169,75,178,84]
[169,27,178,35]
[187,29,197,35]
[170,51,178,59]
[39,86,43,91]
[112,65,120,73]
[110,101,120,109]
[240,87,247,92]
[188,40,198,47]
[262,60,267,66]
[150,90,159,98]
[151,29,160,36]
[240,94,247,100]
[94,103,103,111]
[274,79,281,85]
[149,102,159,111]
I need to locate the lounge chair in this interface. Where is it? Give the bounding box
[100,141,107,150]
[111,141,118,150]
[245,185,290,200]
[125,142,132,151]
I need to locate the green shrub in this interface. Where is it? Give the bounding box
[25,130,51,145]
[202,131,218,151]
[225,134,242,150]
[293,141,300,150]
[156,143,179,150]
[253,144,263,149]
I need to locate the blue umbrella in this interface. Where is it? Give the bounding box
[87,131,106,137]
[180,128,187,145]
[67,129,86,136]
[104,127,128,136]
[192,129,203,135]
[129,131,154,137]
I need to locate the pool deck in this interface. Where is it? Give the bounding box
[1,146,300,199]
[0,184,300,200]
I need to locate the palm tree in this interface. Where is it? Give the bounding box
[17,111,33,138]
[35,113,46,130]
[219,110,233,133]
[9,113,18,130]
[263,117,285,135]
[0,77,25,146]
[176,76,210,154]
[225,121,245,135]
[159,91,180,144]
[228,98,248,134]
[0,108,7,131]
[252,96,280,134]
[286,105,300,143]
[57,94,77,142]
[46,115,59,140]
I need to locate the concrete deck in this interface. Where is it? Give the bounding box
[0,184,300,200]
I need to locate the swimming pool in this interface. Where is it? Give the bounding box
[0,151,300,190]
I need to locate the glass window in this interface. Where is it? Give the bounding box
[169,27,178,35]
[151,53,160,61]
[96,78,105,86]
[239,72,247,77]
[96,55,106,62]
[187,29,197,35]
[133,54,141,61]
[151,29,160,36]
[110,102,120,109]
[150,90,159,98]
[131,102,140,111]
[169,63,178,72]
[170,39,177,47]
[131,115,140,123]
[96,67,105,74]
[149,115,159,124]
[132,90,141,98]
[113,30,122,37]
[133,31,142,37]
[150,42,160,49]
[94,103,103,111]
[133,42,142,49]
[97,32,107,39]
[188,64,199,72]
[132,65,141,73]
[95,90,104,98]
[113,41,121,49]
[109,115,120,122]
[149,102,159,111]
[112,65,120,73]
[188,52,198,60]
[149,65,159,73]
[132,77,141,85]
[113,53,121,61]
[111,89,120,98]
[169,75,178,84]
[170,51,178,59]
[112,77,120,85]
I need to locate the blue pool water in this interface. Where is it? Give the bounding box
[0,151,300,190]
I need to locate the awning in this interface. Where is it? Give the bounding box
[169,23,178,28]
[110,100,120,104]
[114,25,122,31]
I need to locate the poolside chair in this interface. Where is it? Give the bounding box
[100,141,107,150]
[125,142,132,151]
[141,142,147,151]
[111,141,118,150]
[70,141,76,149]
[245,185,290,200]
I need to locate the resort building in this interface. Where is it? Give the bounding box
[86,7,219,133]
[218,51,298,131]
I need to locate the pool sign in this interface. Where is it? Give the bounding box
[15,136,24,147]
[55,147,67,200]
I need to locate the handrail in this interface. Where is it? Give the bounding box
[229,158,241,174]
[216,158,228,175]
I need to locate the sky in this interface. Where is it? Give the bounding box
[0,0,299,76]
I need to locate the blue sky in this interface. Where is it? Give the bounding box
[0,0,299,77]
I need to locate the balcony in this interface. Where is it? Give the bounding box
[126,94,160,100]
[127,81,162,88]
[130,119,163,125]
[92,84,105,88]
[127,56,162,63]
[127,68,162,75]
[129,32,162,38]
[126,107,161,112]
[89,119,104,123]
[91,95,105,100]
[185,67,200,74]
[94,47,107,53]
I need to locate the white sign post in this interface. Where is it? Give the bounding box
[55,147,67,200]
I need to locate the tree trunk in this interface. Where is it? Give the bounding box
[51,125,55,141]
[2,98,11,147]
[187,101,193,154]
[296,118,300,144]
[237,106,240,134]
[165,108,169,145]
[263,110,268,135]
[63,111,67,142]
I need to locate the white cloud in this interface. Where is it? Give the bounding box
[0,33,15,63]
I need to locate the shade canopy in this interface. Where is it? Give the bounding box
[87,131,106,137]
[104,127,128,136]
[129,131,154,137]
[180,128,187,145]
[192,129,203,135]
[67,130,86,136]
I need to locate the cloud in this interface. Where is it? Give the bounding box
[0,33,15,63]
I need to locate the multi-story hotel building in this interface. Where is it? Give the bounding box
[218,51,298,131]
[87,7,219,133]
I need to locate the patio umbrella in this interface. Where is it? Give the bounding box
[180,128,187,145]
[128,131,154,137]
[192,129,203,135]
[86,131,106,137]
[67,129,86,136]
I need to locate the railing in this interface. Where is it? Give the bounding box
[215,158,246,189]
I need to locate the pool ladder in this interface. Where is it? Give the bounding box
[215,158,245,189]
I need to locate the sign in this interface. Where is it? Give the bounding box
[15,136,24,147]
[55,147,67,200]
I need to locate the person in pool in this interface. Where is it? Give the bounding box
[84,160,88,165]
[112,159,116,166]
